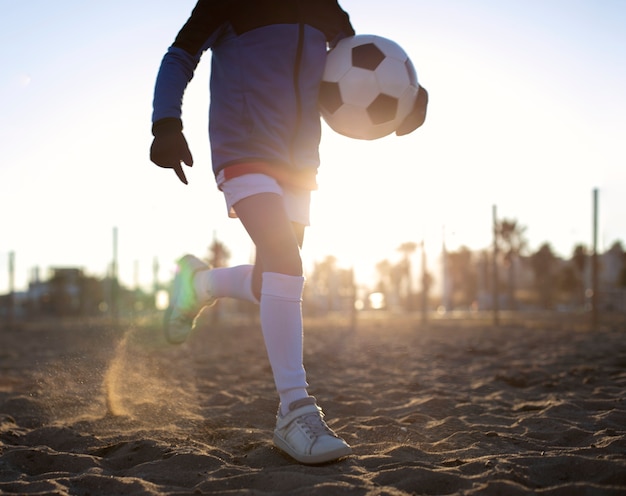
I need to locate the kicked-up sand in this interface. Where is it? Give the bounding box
[1,312,625,495]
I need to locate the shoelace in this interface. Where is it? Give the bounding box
[296,412,335,439]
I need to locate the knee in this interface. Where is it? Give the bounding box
[258,239,303,277]
[267,247,303,277]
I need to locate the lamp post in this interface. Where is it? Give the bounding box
[592,189,599,330]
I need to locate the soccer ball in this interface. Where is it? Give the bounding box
[319,35,419,140]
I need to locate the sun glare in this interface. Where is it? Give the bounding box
[155,289,170,311]
[307,129,438,287]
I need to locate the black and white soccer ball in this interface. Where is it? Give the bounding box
[319,35,419,140]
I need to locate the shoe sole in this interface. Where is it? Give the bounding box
[273,433,352,465]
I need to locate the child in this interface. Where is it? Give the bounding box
[150,0,427,465]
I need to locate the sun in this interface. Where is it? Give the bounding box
[305,127,433,286]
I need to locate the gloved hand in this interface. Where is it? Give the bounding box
[396,86,429,136]
[150,118,193,185]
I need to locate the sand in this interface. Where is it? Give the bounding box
[1,313,625,495]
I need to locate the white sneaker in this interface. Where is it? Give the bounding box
[163,254,215,344]
[273,397,352,464]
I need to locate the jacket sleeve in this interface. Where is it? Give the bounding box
[328,1,355,47]
[302,0,354,47]
[151,1,226,124]
[151,47,201,124]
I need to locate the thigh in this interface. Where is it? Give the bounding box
[218,171,312,226]
[233,193,304,277]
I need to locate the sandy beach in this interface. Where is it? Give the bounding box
[1,313,625,495]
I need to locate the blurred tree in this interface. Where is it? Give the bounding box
[389,262,404,309]
[309,255,337,311]
[306,256,355,314]
[375,259,392,305]
[447,246,478,309]
[397,242,417,310]
[497,219,527,310]
[530,243,557,309]
[421,266,434,313]
[621,250,626,289]
[207,236,231,269]
[572,244,587,307]
[557,264,579,307]
[607,241,625,287]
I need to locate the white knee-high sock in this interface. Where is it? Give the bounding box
[194,264,259,304]
[260,272,309,414]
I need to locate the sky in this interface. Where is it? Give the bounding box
[1,0,625,293]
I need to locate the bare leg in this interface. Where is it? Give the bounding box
[234,193,305,300]
[233,192,309,412]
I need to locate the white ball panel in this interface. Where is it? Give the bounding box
[375,58,411,98]
[338,68,380,106]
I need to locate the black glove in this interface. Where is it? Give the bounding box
[396,86,429,136]
[150,118,193,185]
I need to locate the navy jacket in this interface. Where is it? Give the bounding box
[152,0,354,188]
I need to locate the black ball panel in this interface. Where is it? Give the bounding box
[319,81,343,114]
[367,94,398,125]
[352,43,385,71]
